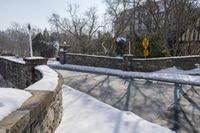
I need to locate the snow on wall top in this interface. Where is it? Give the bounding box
[0,56,25,64]
[25,65,58,91]
[0,88,32,121]
[24,57,46,60]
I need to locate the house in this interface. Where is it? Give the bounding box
[113,0,162,39]
[179,16,200,42]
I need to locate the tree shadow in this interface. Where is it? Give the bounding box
[112,79,200,133]
[61,70,200,133]
[168,84,200,133]
[87,76,110,93]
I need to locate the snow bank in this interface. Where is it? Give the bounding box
[48,63,200,85]
[56,85,175,133]
[0,88,32,121]
[25,65,58,91]
[48,58,61,65]
[155,66,200,75]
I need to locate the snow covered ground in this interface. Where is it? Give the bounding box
[48,60,200,85]
[49,59,200,133]
[47,58,200,75]
[56,85,175,133]
[0,88,31,121]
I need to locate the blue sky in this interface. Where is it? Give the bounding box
[0,0,106,30]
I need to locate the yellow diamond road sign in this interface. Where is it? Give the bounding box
[142,37,149,49]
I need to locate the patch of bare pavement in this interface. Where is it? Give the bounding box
[56,69,200,133]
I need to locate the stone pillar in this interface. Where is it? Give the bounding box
[59,51,66,64]
[123,54,134,71]
[23,57,48,86]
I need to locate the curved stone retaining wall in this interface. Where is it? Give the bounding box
[0,57,46,89]
[59,52,200,72]
[0,57,63,133]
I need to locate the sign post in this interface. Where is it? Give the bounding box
[142,36,149,58]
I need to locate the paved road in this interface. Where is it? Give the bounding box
[56,69,200,133]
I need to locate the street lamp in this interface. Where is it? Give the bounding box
[28,24,33,57]
[128,40,131,54]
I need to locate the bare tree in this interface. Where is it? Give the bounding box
[145,0,174,56]
[172,0,199,55]
[104,0,137,54]
[49,3,102,53]
[0,22,41,56]
[146,0,200,56]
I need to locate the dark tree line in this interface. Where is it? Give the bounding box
[32,29,57,58]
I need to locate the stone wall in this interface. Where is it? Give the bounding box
[0,57,63,133]
[59,52,200,72]
[0,57,47,89]
[60,52,124,70]
[131,56,200,72]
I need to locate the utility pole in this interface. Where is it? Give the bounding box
[129,40,131,54]
[28,24,33,57]
[132,0,136,55]
[126,0,136,55]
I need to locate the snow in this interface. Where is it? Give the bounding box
[48,62,200,86]
[56,85,175,133]
[116,37,127,42]
[0,88,32,121]
[25,65,58,91]
[155,66,200,75]
[0,56,25,64]
[0,56,47,64]
[24,57,45,60]
[48,58,61,65]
